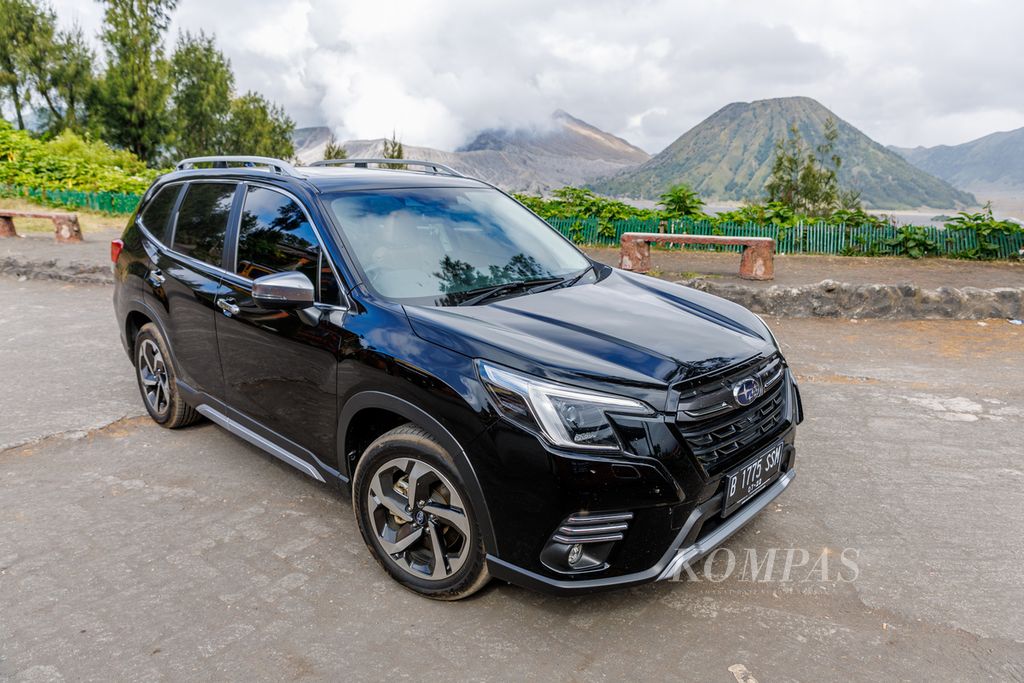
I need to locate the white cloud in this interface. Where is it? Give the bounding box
[48,0,1024,152]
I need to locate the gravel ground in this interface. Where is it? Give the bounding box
[1,276,1023,681]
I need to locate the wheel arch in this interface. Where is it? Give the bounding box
[338,391,496,553]
[122,299,174,362]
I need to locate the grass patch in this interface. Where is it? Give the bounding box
[0,197,126,234]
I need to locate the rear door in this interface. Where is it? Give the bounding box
[146,181,240,397]
[214,183,346,466]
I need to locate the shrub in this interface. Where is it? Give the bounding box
[0,120,159,194]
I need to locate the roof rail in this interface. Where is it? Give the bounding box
[310,158,463,177]
[176,156,299,176]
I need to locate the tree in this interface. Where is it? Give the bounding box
[322,133,347,160]
[657,184,705,219]
[222,91,295,158]
[382,130,404,169]
[25,23,100,137]
[99,0,177,163]
[765,117,849,217]
[170,31,233,157]
[0,0,53,130]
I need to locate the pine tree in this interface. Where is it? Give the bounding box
[382,130,404,169]
[323,134,347,160]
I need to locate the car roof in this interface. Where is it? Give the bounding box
[296,166,491,192]
[155,165,492,194]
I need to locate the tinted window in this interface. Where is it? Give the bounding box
[236,187,340,304]
[138,184,180,243]
[172,182,236,266]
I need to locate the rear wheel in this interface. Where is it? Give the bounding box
[133,323,201,429]
[353,425,490,600]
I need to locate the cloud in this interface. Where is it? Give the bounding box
[47,0,1024,152]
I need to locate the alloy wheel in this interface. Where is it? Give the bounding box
[366,457,472,581]
[138,338,171,415]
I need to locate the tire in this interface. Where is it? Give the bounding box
[352,424,490,600]
[133,323,201,429]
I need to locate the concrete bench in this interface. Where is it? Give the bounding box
[0,209,84,243]
[619,232,776,281]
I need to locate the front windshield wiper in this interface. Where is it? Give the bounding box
[530,264,594,293]
[455,277,564,306]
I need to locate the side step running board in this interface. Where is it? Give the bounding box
[196,404,326,483]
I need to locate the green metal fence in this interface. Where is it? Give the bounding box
[0,184,141,215]
[549,218,1024,260]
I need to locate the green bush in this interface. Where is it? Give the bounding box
[0,121,159,194]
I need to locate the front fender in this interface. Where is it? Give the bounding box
[337,390,497,555]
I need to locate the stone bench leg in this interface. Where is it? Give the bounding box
[739,242,774,280]
[0,216,16,238]
[619,237,651,272]
[52,215,83,243]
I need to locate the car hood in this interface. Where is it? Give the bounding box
[404,269,775,408]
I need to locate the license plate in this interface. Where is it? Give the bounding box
[723,441,784,514]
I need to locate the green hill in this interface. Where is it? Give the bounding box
[592,96,976,210]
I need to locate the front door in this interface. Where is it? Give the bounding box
[214,184,346,469]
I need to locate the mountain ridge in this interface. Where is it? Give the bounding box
[590,96,976,210]
[292,111,650,193]
[890,127,1024,200]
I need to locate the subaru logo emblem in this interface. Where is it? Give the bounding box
[732,377,762,406]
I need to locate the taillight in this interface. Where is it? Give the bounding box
[110,239,124,263]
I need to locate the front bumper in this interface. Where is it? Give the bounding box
[486,466,795,595]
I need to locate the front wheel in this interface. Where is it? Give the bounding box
[352,425,490,600]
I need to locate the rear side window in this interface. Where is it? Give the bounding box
[138,184,180,243]
[172,182,236,266]
[236,186,341,304]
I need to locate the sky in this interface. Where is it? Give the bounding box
[51,0,1024,154]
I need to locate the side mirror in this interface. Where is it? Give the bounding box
[252,271,315,309]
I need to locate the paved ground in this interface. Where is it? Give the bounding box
[585,246,1024,290]
[2,276,1023,681]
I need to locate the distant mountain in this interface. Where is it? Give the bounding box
[291,111,650,193]
[591,96,976,210]
[891,127,1024,201]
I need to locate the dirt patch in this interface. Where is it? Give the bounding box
[585,247,1024,290]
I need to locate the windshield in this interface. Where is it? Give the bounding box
[324,187,590,306]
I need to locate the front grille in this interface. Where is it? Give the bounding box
[673,355,789,472]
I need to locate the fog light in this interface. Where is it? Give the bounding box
[567,543,583,566]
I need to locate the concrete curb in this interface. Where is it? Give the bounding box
[680,278,1024,319]
[1,257,114,285]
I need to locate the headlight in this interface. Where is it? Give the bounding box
[477,360,654,451]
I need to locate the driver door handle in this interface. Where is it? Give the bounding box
[217,298,240,317]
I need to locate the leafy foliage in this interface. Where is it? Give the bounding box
[0,119,157,193]
[514,187,657,236]
[221,91,295,159]
[943,202,1023,259]
[657,184,705,219]
[884,226,939,259]
[170,31,233,158]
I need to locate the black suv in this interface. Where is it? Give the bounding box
[112,155,802,600]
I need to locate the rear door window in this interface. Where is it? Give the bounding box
[138,184,180,244]
[236,186,341,304]
[172,182,237,267]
